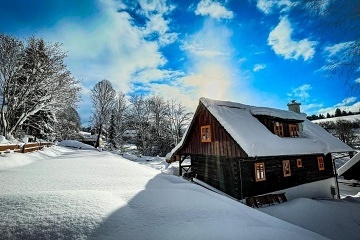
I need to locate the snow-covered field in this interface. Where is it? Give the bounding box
[0,143,359,239]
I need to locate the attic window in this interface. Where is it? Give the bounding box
[317,156,325,171]
[282,160,291,177]
[289,124,298,137]
[255,162,266,182]
[273,122,284,137]
[201,125,211,142]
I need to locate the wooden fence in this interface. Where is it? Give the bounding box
[0,142,53,154]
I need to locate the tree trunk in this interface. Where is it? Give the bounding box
[95,124,102,149]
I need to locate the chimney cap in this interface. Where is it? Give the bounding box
[287,100,301,106]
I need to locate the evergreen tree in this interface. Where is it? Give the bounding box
[108,111,117,150]
[335,108,342,117]
[326,113,331,118]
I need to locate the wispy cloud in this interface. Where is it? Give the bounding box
[334,97,357,107]
[256,0,293,15]
[180,20,232,59]
[323,41,354,58]
[301,103,324,114]
[317,97,359,115]
[287,84,312,101]
[195,0,234,20]
[355,78,360,83]
[253,64,266,72]
[268,17,317,61]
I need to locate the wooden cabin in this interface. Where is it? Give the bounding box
[169,98,353,202]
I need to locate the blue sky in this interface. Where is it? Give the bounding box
[1,0,359,125]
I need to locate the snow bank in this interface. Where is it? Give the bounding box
[58,140,95,150]
[0,145,71,170]
[0,148,329,239]
[260,197,360,240]
[313,114,360,124]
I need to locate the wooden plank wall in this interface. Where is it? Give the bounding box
[192,155,240,199]
[180,103,247,158]
[0,142,53,154]
[240,154,334,198]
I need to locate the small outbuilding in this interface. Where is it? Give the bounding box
[169,98,353,202]
[338,152,360,181]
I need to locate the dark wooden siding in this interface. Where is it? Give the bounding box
[178,103,247,158]
[240,153,334,198]
[192,155,240,199]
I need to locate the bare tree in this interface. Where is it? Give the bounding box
[298,0,360,93]
[334,120,357,147]
[167,99,192,146]
[91,79,116,148]
[108,91,127,150]
[127,95,151,155]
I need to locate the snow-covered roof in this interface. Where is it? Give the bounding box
[250,107,307,121]
[338,152,360,176]
[173,98,353,158]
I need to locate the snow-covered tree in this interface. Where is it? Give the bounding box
[90,79,116,148]
[111,91,127,150]
[53,107,81,140]
[0,35,80,139]
[147,95,172,156]
[0,34,24,137]
[127,95,152,155]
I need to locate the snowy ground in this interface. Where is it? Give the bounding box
[0,143,359,239]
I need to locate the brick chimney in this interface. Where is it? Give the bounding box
[287,100,303,132]
[287,100,301,113]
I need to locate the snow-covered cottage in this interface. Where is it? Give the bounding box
[169,98,353,202]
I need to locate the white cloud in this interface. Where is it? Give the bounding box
[137,0,175,16]
[323,41,354,58]
[317,97,359,115]
[355,78,360,83]
[181,20,232,59]
[195,0,234,20]
[132,69,184,83]
[41,0,178,95]
[253,64,266,72]
[143,14,178,46]
[268,17,317,61]
[334,97,357,107]
[256,0,292,15]
[301,103,324,114]
[287,84,312,101]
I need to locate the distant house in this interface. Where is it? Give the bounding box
[122,130,137,143]
[338,152,360,181]
[78,131,105,147]
[169,98,353,202]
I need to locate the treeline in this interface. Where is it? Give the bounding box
[0,33,81,140]
[307,108,359,121]
[89,79,192,157]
